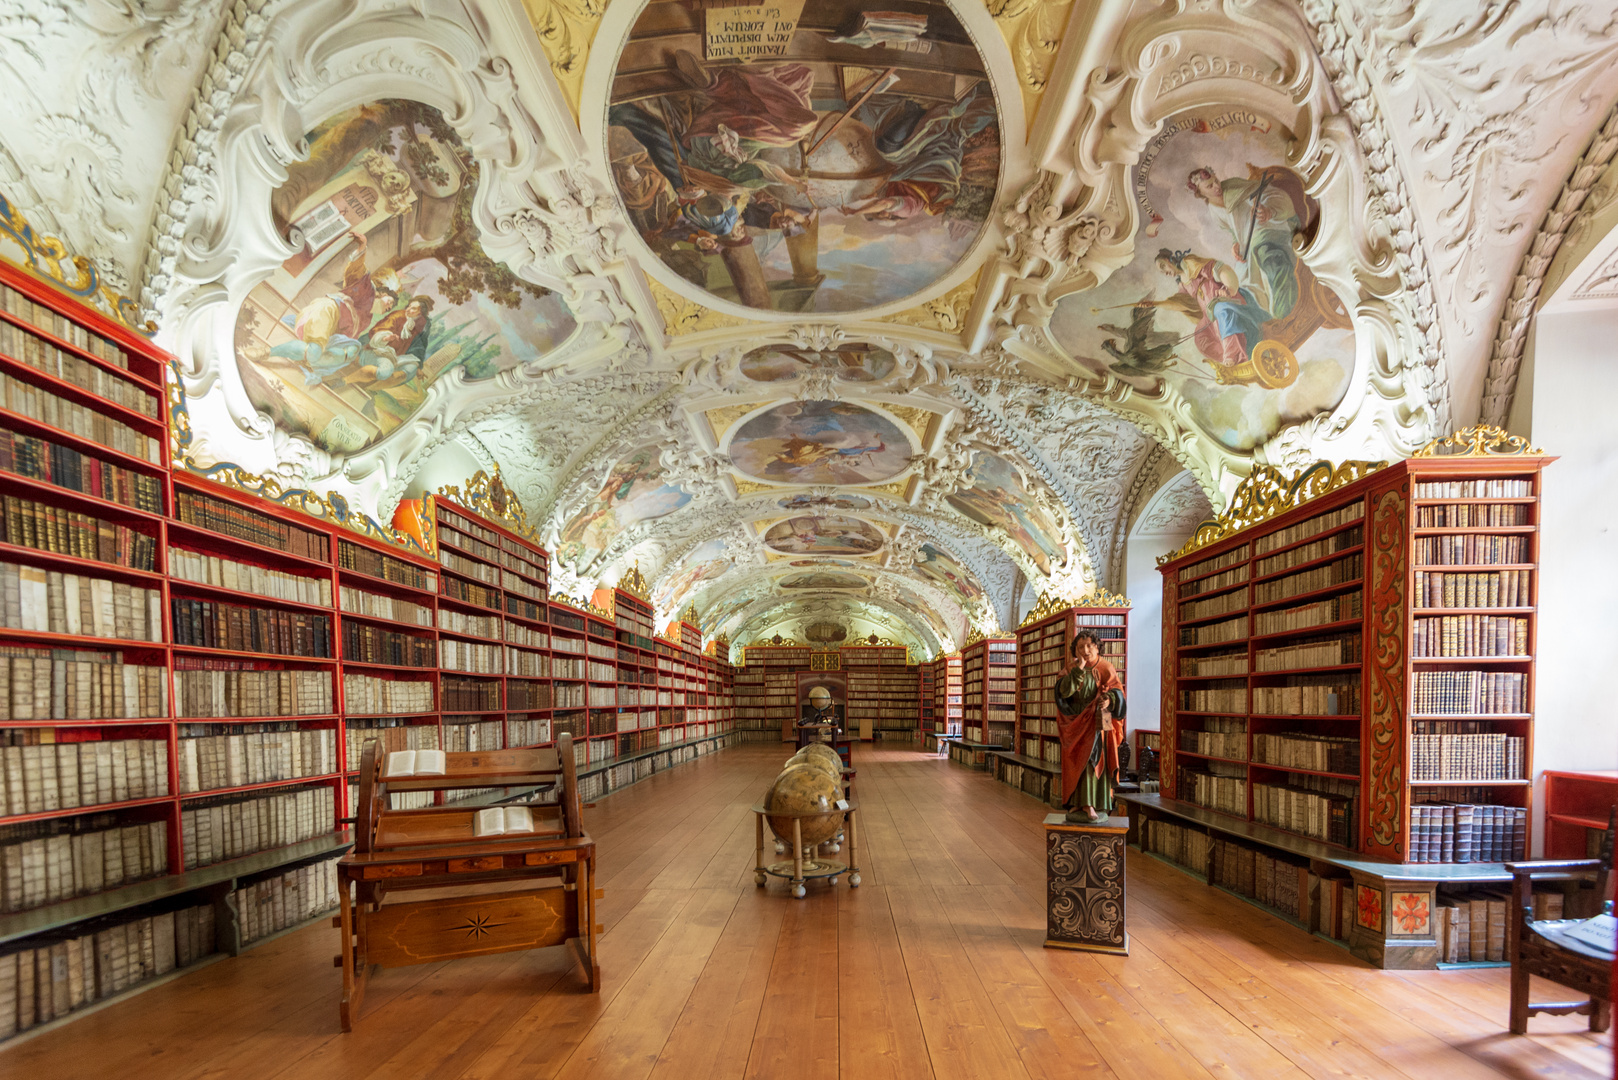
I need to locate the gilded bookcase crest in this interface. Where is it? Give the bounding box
[436,468,545,546]
[1159,460,1387,565]
[617,562,651,602]
[1413,424,1543,458]
[0,189,153,335]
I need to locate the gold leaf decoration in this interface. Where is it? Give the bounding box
[705,404,761,443]
[1159,459,1388,565]
[730,476,773,496]
[437,468,545,546]
[883,274,978,335]
[681,603,700,626]
[617,561,651,601]
[516,0,607,120]
[649,279,751,337]
[883,404,936,443]
[1413,424,1544,458]
[0,190,153,335]
[1074,586,1131,609]
[987,0,1079,130]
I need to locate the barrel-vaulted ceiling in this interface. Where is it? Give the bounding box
[2,0,1615,656]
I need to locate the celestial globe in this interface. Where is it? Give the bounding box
[764,764,843,847]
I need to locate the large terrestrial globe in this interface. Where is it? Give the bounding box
[765,764,842,847]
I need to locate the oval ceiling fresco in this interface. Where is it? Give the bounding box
[740,343,896,383]
[763,514,886,555]
[604,0,1002,314]
[1047,108,1354,451]
[233,98,576,455]
[729,400,910,484]
[780,570,869,589]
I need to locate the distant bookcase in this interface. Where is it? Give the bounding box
[961,636,1016,746]
[1015,595,1130,770]
[1158,441,1551,865]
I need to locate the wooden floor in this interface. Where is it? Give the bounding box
[5,743,1612,1080]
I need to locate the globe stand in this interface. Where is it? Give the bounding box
[753,800,861,898]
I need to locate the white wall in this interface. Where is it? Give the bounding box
[1123,533,1180,736]
[1525,303,1618,852]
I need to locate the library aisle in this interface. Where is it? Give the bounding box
[1,743,1608,1080]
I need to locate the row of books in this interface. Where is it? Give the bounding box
[442,577,498,611]
[339,585,430,627]
[1252,732,1359,775]
[438,638,503,674]
[342,673,431,714]
[1407,803,1526,862]
[442,719,503,752]
[169,548,331,607]
[171,598,332,658]
[175,667,332,718]
[1253,552,1362,604]
[177,490,327,563]
[1253,778,1355,845]
[1254,633,1361,672]
[234,856,339,945]
[439,547,499,586]
[1,738,169,816]
[1181,587,1251,621]
[1410,732,1525,782]
[1413,478,1532,498]
[1411,670,1527,714]
[0,494,157,571]
[1254,502,1365,556]
[1,818,168,912]
[505,620,548,648]
[4,650,167,720]
[0,282,132,367]
[0,901,215,1041]
[1180,686,1246,713]
[1252,681,1358,716]
[176,727,339,793]
[1181,615,1247,647]
[440,676,499,712]
[342,621,434,668]
[1178,564,1248,599]
[508,648,545,678]
[0,325,150,417]
[1179,651,1246,677]
[1178,544,1249,584]
[1413,569,1530,609]
[337,538,435,592]
[1179,764,1247,815]
[1412,614,1528,657]
[2,562,164,641]
[0,428,164,514]
[1255,525,1362,578]
[0,371,160,462]
[437,524,502,568]
[179,784,336,869]
[1252,592,1362,636]
[1415,503,1529,527]
[1412,534,1530,566]
[1181,720,1245,760]
[437,607,500,639]
[507,716,551,747]
[1437,892,1508,962]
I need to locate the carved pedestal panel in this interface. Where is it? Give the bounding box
[1044,814,1129,954]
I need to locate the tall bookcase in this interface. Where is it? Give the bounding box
[935,654,962,738]
[739,644,811,741]
[0,261,737,1038]
[919,661,934,738]
[1156,444,1550,865]
[1014,594,1130,771]
[840,644,916,741]
[960,635,1016,746]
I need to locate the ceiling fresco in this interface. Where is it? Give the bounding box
[604,0,1003,315]
[12,0,1615,656]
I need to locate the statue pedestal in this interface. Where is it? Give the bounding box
[1043,813,1129,954]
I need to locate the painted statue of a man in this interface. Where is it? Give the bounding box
[1055,629,1126,823]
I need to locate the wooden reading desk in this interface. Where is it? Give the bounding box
[335,734,601,1030]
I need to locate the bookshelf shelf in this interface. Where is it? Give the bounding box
[0,794,176,827]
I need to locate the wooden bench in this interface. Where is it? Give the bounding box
[335,734,600,1030]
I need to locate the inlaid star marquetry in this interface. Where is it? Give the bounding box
[453,914,507,939]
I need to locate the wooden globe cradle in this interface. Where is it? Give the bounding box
[334,734,601,1030]
[753,797,861,899]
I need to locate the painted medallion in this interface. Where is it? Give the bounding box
[740,343,896,383]
[729,400,910,484]
[780,570,868,589]
[606,0,1001,314]
[763,514,886,555]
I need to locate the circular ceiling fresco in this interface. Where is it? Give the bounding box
[604,0,1002,314]
[763,514,886,555]
[729,400,911,484]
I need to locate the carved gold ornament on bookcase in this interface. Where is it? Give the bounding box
[617,562,652,602]
[1413,424,1543,458]
[436,468,547,547]
[963,627,988,647]
[1020,587,1132,627]
[1158,460,1388,565]
[0,189,153,335]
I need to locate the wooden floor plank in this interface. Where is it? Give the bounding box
[1,743,1607,1080]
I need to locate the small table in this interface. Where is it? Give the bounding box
[1044,813,1129,954]
[753,798,861,899]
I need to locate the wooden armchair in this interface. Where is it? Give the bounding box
[1504,806,1615,1034]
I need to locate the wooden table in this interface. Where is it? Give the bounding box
[753,799,860,899]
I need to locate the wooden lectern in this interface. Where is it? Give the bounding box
[335,734,600,1030]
